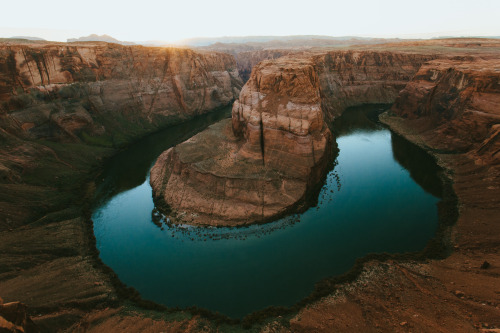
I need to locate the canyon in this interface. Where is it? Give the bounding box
[0,38,500,331]
[150,50,435,226]
[291,53,500,332]
[0,41,242,331]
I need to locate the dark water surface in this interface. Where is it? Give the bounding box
[92,105,442,318]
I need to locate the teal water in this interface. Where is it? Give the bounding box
[92,105,442,318]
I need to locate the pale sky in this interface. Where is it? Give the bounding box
[1,0,499,42]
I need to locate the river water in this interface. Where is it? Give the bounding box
[92,104,442,318]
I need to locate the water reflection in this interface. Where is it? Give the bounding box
[391,133,443,198]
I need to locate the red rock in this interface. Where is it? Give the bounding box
[391,57,500,165]
[0,43,242,141]
[151,56,333,226]
[151,50,433,226]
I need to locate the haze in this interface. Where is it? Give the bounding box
[1,0,499,42]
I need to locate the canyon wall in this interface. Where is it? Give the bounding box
[234,50,297,82]
[0,43,242,144]
[390,57,500,165]
[0,42,243,226]
[151,50,435,226]
[314,51,436,124]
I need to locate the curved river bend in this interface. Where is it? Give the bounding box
[92,105,442,318]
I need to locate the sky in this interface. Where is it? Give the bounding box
[1,0,499,42]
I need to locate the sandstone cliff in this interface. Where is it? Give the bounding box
[151,56,333,225]
[0,42,243,226]
[150,50,435,226]
[0,43,242,143]
[234,50,297,82]
[314,51,436,124]
[0,42,243,329]
[390,57,500,165]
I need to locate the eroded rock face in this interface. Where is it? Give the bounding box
[391,57,500,165]
[314,51,436,124]
[151,57,333,226]
[151,50,437,226]
[232,57,331,178]
[0,43,242,142]
[234,50,297,82]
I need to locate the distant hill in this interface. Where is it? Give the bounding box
[431,35,500,39]
[138,40,171,47]
[195,36,413,54]
[10,36,46,41]
[174,35,395,47]
[67,34,136,45]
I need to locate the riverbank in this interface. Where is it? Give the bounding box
[0,105,236,331]
[286,58,500,331]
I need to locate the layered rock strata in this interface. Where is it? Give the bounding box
[390,57,500,165]
[0,43,242,142]
[0,42,243,226]
[151,51,434,226]
[234,50,297,82]
[292,55,500,332]
[0,41,243,329]
[151,57,332,225]
[313,51,436,124]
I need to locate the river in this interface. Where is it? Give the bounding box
[92,104,441,318]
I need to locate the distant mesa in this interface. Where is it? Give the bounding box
[67,34,136,45]
[9,36,46,41]
[174,35,405,47]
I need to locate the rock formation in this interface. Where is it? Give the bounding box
[150,51,435,226]
[390,57,500,165]
[151,56,333,225]
[313,51,436,124]
[0,43,242,143]
[234,50,297,82]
